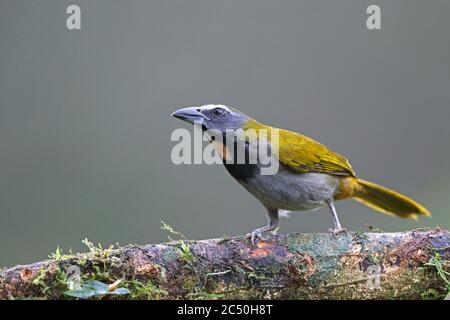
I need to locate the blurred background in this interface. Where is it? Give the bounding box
[1,0,449,267]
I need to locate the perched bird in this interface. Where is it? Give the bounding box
[172,104,430,243]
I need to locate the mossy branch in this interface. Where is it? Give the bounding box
[1,229,449,300]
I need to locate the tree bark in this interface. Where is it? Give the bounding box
[1,229,449,300]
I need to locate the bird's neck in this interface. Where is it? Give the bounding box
[243,118,271,132]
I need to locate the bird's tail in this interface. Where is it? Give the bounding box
[353,179,431,220]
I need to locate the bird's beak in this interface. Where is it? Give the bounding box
[171,107,208,124]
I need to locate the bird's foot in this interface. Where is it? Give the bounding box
[328,227,347,236]
[246,230,264,246]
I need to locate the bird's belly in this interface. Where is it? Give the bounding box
[239,170,339,211]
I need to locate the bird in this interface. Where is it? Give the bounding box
[172,104,431,244]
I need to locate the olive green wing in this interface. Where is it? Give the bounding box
[274,129,356,176]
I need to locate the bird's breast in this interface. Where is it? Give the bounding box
[231,164,339,211]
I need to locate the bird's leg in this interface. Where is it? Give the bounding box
[246,208,279,245]
[326,200,347,236]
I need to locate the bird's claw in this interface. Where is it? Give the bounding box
[246,230,264,245]
[329,227,347,236]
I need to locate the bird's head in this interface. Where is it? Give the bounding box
[171,104,249,133]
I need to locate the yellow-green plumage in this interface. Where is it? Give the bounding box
[353,179,431,219]
[243,118,355,176]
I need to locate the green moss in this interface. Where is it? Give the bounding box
[161,221,188,241]
[31,267,51,294]
[27,265,72,299]
[181,276,198,293]
[81,238,114,259]
[48,246,75,261]
[179,240,195,265]
[422,252,450,299]
[126,279,168,299]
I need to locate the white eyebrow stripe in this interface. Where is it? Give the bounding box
[201,104,231,112]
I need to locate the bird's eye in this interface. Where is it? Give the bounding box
[213,108,225,117]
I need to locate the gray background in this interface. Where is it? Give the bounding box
[1,0,449,266]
